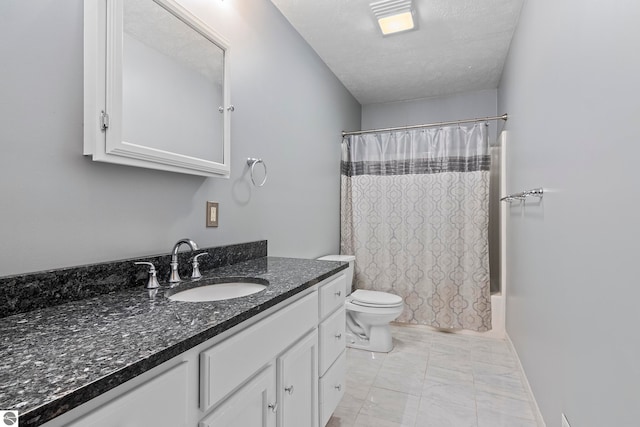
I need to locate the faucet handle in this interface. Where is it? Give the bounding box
[191,253,209,279]
[134,262,161,289]
[193,252,209,262]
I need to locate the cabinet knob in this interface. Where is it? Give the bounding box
[335,333,342,340]
[268,402,278,413]
[334,384,342,391]
[335,290,342,297]
[284,385,294,395]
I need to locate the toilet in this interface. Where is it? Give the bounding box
[318,255,404,353]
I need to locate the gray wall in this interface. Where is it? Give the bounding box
[0,0,360,276]
[362,89,499,144]
[499,0,640,425]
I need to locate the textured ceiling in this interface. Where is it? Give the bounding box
[270,0,524,105]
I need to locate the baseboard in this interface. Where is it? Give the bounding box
[505,333,547,427]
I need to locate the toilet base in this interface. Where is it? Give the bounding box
[345,324,394,353]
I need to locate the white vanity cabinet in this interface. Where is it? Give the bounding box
[65,362,190,427]
[277,330,319,427]
[199,290,319,427]
[199,291,318,413]
[199,326,319,427]
[199,365,277,427]
[317,274,347,427]
[40,271,347,427]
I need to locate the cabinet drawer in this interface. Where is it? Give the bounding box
[200,291,318,412]
[318,274,346,320]
[318,308,345,376]
[319,351,346,427]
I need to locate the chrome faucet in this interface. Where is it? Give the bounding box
[169,238,199,283]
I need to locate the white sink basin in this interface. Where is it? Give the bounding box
[168,281,267,302]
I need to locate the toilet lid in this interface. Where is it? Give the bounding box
[351,289,403,307]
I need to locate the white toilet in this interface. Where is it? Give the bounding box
[318,255,404,353]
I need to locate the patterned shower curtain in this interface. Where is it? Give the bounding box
[340,123,491,332]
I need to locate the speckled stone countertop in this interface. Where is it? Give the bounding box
[0,256,347,426]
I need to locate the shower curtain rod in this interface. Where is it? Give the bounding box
[341,113,508,137]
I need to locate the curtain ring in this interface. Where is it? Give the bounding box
[247,158,267,187]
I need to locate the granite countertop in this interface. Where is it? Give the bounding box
[0,256,347,426]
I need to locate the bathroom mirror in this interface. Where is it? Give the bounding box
[84,0,231,177]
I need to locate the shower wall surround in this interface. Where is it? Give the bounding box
[0,0,360,276]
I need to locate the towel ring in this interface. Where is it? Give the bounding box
[247,158,267,187]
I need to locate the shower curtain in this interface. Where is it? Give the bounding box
[341,123,491,332]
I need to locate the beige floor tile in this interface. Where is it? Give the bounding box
[333,325,543,427]
[477,408,539,427]
[331,392,364,425]
[421,378,477,409]
[471,348,517,367]
[326,415,355,427]
[383,349,429,372]
[474,373,529,400]
[360,387,420,425]
[374,362,426,396]
[347,348,386,371]
[353,413,410,427]
[428,350,472,371]
[416,395,478,427]
[344,378,373,401]
[392,336,432,356]
[425,365,474,386]
[472,360,523,387]
[475,389,536,420]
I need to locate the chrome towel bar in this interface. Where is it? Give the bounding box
[500,188,544,203]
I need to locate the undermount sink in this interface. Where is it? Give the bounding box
[167,279,268,302]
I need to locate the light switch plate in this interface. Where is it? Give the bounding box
[206,202,219,227]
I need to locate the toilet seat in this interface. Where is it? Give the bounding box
[345,300,404,315]
[350,289,403,308]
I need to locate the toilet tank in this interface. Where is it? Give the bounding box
[317,255,356,295]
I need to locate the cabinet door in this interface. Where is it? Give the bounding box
[277,330,318,427]
[200,365,276,427]
[66,362,189,427]
[200,291,318,412]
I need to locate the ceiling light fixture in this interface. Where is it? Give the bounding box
[370,0,417,36]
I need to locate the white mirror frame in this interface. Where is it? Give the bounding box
[84,0,231,178]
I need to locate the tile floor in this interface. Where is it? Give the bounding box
[327,323,542,427]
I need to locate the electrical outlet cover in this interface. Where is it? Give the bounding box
[206,201,219,227]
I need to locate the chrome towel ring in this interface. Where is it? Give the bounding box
[247,158,267,187]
